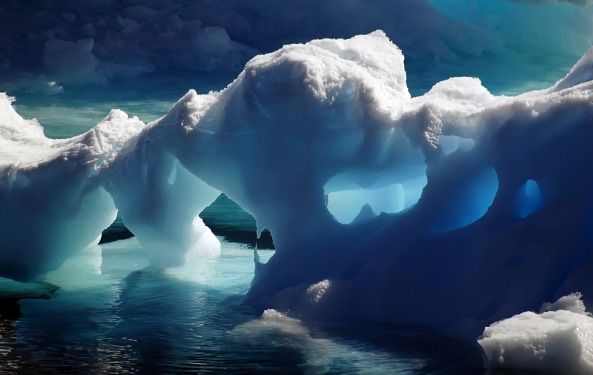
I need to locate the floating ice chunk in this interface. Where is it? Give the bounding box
[479,294,593,374]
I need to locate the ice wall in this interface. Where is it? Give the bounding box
[1,31,593,345]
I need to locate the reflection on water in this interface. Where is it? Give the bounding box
[0,238,487,374]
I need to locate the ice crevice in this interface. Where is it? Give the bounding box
[2,31,593,353]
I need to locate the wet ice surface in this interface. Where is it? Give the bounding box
[0,238,484,374]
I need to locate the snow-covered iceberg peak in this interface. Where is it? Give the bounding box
[262,30,411,120]
[245,30,411,122]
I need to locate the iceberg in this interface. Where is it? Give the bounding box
[1,31,593,345]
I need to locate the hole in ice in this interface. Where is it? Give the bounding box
[432,167,499,232]
[200,194,275,249]
[324,175,428,225]
[515,179,544,218]
[101,194,275,249]
[326,184,404,224]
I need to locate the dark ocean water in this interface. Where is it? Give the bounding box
[0,238,491,375]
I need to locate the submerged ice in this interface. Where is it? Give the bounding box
[2,31,593,363]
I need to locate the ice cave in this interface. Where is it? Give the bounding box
[1,0,593,374]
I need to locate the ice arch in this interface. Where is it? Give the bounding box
[1,32,593,341]
[104,139,222,267]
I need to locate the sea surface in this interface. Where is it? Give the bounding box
[0,238,490,375]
